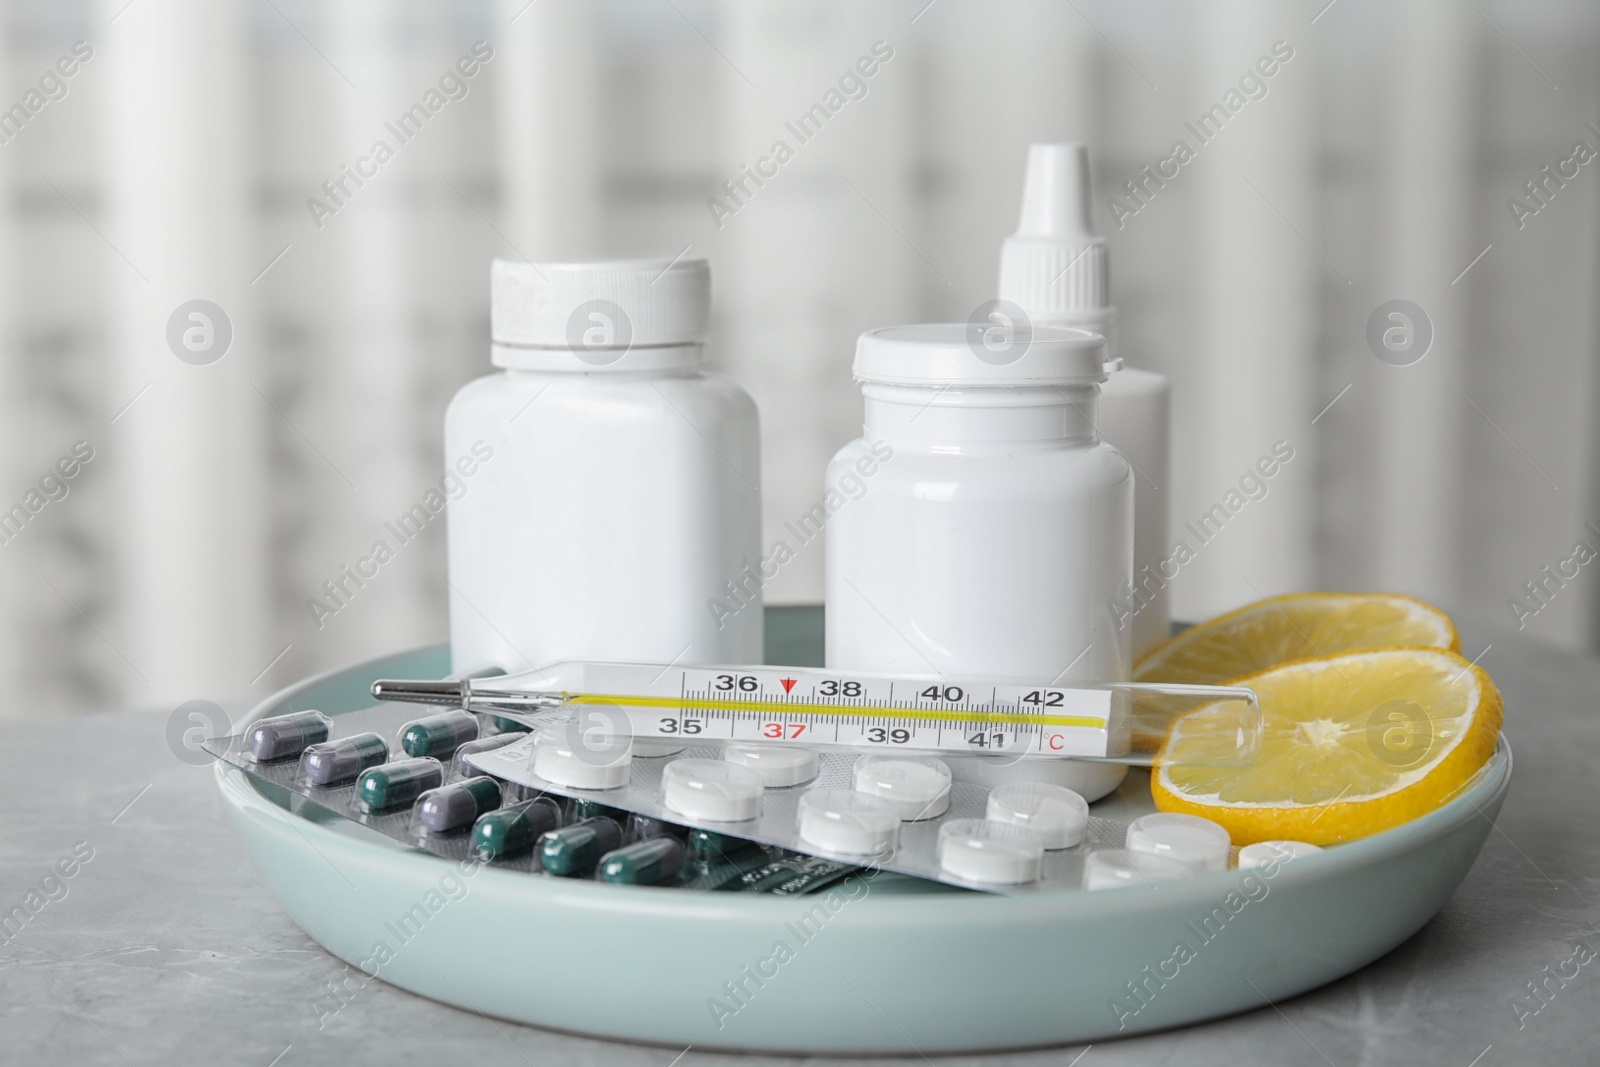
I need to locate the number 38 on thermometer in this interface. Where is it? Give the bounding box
[617,667,1115,758]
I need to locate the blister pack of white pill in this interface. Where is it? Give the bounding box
[463,717,1220,895]
[211,700,1266,896]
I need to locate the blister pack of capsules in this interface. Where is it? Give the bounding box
[205,702,864,895]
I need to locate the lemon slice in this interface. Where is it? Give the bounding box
[1152,647,1501,846]
[1133,593,1460,686]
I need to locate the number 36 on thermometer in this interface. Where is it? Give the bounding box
[616,666,1115,758]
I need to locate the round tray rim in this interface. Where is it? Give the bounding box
[216,640,1512,1051]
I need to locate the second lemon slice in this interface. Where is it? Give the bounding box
[1133,592,1460,686]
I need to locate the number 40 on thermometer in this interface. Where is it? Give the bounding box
[593,665,1115,759]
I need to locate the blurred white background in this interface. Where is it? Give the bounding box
[4,0,1597,715]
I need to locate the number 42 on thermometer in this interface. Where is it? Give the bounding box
[582,665,1118,759]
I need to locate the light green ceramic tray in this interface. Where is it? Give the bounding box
[214,608,1511,1054]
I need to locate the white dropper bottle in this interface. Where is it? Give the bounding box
[998,143,1171,659]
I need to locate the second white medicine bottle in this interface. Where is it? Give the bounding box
[445,257,763,676]
[825,323,1133,800]
[1000,144,1172,659]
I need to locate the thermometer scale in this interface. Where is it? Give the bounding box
[372,661,1260,766]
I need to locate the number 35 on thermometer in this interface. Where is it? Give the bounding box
[585,665,1114,758]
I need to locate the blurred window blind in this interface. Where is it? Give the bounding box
[6,0,1595,713]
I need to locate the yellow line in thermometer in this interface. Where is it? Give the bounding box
[566,693,1108,729]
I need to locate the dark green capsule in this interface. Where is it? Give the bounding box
[414,776,502,833]
[537,817,622,876]
[399,710,479,759]
[490,716,529,735]
[472,798,561,860]
[570,799,628,824]
[353,758,444,813]
[300,732,389,785]
[600,837,685,886]
[688,828,756,861]
[247,710,331,762]
[627,814,681,842]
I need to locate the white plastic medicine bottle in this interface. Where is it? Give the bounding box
[445,257,763,676]
[824,323,1133,800]
[1000,144,1172,659]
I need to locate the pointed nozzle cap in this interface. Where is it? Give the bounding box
[998,143,1115,361]
[1015,143,1095,241]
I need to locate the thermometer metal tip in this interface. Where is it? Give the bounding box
[371,677,569,714]
[370,678,471,707]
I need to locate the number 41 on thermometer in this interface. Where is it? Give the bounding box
[582,664,1116,759]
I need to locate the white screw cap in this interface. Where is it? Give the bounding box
[853,323,1106,387]
[490,256,711,355]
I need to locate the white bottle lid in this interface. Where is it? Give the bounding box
[853,323,1107,387]
[985,781,1089,850]
[938,819,1045,885]
[1237,840,1324,869]
[490,256,711,369]
[722,744,820,787]
[662,758,764,822]
[997,143,1119,367]
[1125,812,1231,873]
[852,755,952,820]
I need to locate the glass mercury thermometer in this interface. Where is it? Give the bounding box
[371,662,1260,767]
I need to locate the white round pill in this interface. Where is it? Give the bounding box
[532,722,632,790]
[797,790,900,857]
[632,738,686,758]
[852,756,952,820]
[662,759,765,822]
[938,819,1045,885]
[1237,840,1323,869]
[985,782,1090,849]
[1125,812,1231,873]
[722,744,819,787]
[1082,849,1194,891]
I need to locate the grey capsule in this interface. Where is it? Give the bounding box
[247,710,331,762]
[300,732,389,786]
[415,776,502,834]
[450,731,526,779]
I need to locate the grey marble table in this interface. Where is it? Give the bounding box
[2,620,1595,1066]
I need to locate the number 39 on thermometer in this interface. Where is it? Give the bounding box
[580,664,1116,759]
